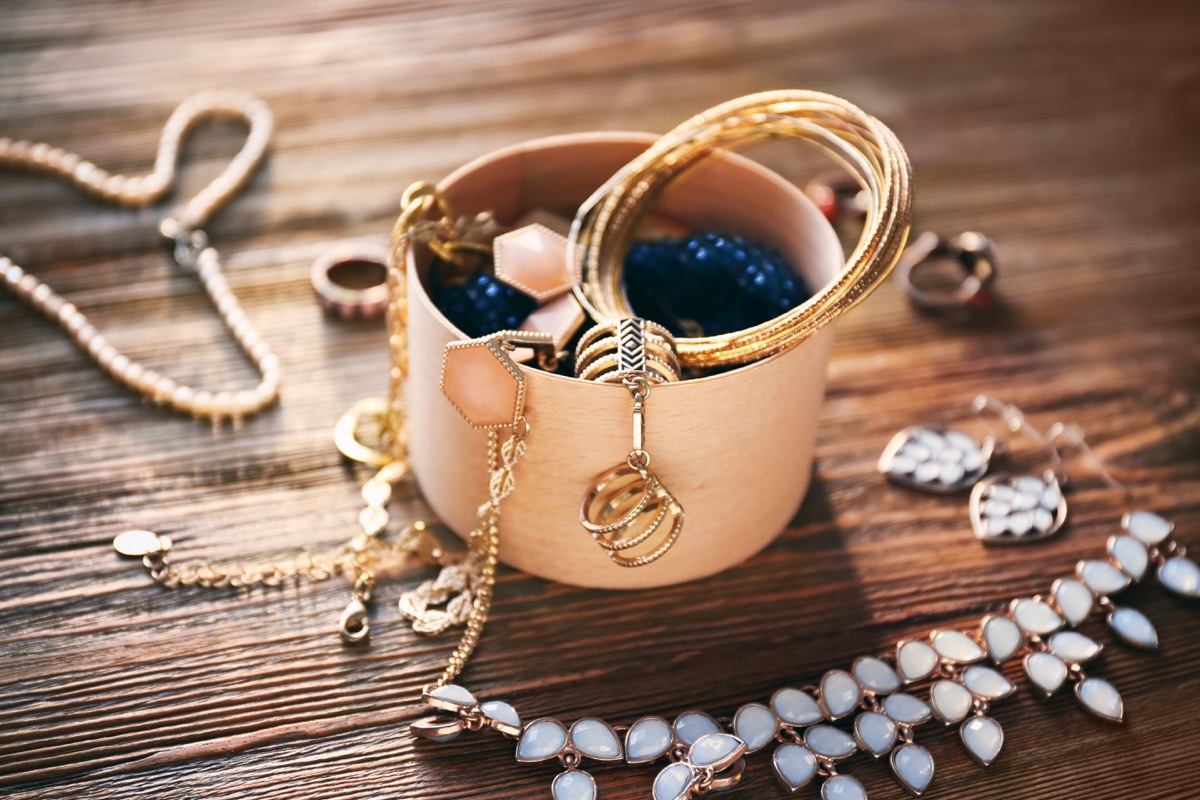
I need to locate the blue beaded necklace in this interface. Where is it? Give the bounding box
[434,232,809,343]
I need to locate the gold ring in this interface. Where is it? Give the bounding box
[311,243,390,319]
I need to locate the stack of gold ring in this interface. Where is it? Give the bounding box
[569,89,913,369]
[574,317,681,384]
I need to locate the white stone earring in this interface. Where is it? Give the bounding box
[880,396,1124,545]
[877,395,1005,495]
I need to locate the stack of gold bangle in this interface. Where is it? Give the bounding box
[569,89,913,370]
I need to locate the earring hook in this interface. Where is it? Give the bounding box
[972,395,1047,452]
[1044,422,1130,498]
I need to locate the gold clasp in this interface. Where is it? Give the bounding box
[339,571,375,645]
[338,597,370,645]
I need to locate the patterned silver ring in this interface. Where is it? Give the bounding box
[896,231,997,315]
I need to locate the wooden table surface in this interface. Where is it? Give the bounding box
[2,2,1198,799]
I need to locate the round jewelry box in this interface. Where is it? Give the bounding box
[400,133,846,589]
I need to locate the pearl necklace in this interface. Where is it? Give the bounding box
[0,90,280,423]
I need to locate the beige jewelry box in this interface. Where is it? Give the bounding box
[398,133,846,589]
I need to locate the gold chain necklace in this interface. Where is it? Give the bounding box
[1,90,280,423]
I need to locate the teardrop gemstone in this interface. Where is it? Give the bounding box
[552,770,597,800]
[981,614,1023,663]
[1123,510,1173,545]
[424,683,477,711]
[960,716,1004,766]
[1052,578,1094,626]
[819,669,862,720]
[961,666,1015,700]
[480,700,522,736]
[1011,598,1065,635]
[1024,652,1068,696]
[930,630,985,664]
[1107,535,1148,581]
[821,774,868,800]
[891,743,935,795]
[853,656,902,694]
[1075,677,1124,722]
[1048,631,1102,664]
[626,717,674,764]
[1078,560,1131,596]
[773,743,818,792]
[930,680,974,725]
[733,703,777,753]
[689,732,746,770]
[805,724,858,761]
[570,718,622,761]
[653,761,695,800]
[517,718,568,762]
[896,640,939,683]
[1107,606,1159,650]
[854,711,897,757]
[1159,556,1200,598]
[772,687,825,726]
[884,692,933,726]
[673,711,720,746]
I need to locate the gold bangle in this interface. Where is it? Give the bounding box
[569,90,913,369]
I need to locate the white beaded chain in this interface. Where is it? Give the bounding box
[0,90,280,423]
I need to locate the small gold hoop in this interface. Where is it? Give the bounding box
[334,396,402,469]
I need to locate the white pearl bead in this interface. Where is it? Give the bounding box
[191,390,214,418]
[172,386,195,408]
[30,283,52,307]
[212,391,234,417]
[16,273,38,295]
[154,377,177,402]
[234,390,258,411]
[142,172,168,195]
[96,344,118,371]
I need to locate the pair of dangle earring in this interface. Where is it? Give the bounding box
[879,395,1123,545]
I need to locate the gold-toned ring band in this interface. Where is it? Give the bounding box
[311,243,391,320]
[579,463,658,537]
[569,90,913,369]
[605,500,684,568]
[574,332,680,378]
[575,353,679,385]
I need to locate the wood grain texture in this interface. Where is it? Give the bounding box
[1,1,1198,799]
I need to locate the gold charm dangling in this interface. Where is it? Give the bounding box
[575,318,685,567]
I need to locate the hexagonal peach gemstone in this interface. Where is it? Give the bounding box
[493,224,571,302]
[440,340,523,429]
